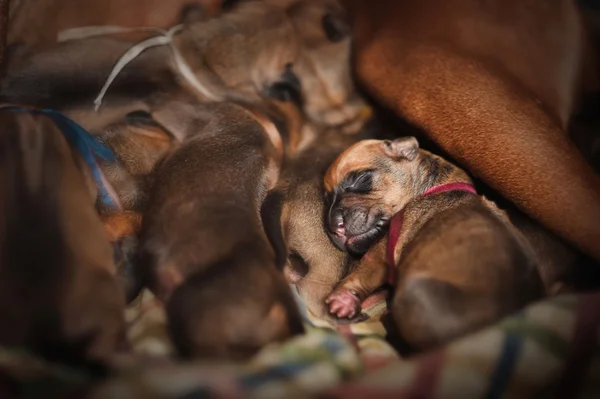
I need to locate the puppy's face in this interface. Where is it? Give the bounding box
[266,0,371,132]
[324,137,422,255]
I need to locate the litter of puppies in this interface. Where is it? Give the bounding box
[0,0,599,397]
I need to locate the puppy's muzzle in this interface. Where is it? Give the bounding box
[327,204,387,255]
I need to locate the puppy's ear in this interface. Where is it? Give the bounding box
[381,137,419,161]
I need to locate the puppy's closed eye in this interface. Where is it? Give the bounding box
[343,170,374,194]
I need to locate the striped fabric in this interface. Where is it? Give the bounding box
[0,290,599,398]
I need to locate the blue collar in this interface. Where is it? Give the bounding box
[0,106,121,210]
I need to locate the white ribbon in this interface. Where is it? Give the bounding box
[58,24,223,111]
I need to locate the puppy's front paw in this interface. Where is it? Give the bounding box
[326,290,361,319]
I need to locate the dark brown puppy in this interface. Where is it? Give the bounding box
[338,0,600,263]
[0,110,126,366]
[323,137,543,351]
[95,92,310,303]
[138,101,303,360]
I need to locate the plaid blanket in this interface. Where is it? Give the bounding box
[1,288,599,398]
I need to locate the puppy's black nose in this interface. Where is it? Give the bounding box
[328,208,346,237]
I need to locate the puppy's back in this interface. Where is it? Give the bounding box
[392,193,542,350]
[139,102,303,359]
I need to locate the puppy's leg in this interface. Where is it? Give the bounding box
[326,239,387,319]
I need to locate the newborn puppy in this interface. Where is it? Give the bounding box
[262,122,377,322]
[324,137,543,351]
[265,0,370,133]
[0,110,126,367]
[138,101,303,360]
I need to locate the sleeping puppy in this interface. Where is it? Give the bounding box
[262,120,378,322]
[0,110,126,367]
[97,91,312,304]
[138,101,304,360]
[262,0,370,134]
[323,137,543,351]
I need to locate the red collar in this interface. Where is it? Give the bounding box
[385,182,477,285]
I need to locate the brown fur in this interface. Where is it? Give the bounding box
[7,0,225,46]
[1,3,300,128]
[262,122,376,322]
[138,101,303,360]
[276,0,370,134]
[0,110,126,366]
[1,1,367,133]
[324,137,543,351]
[95,113,175,213]
[339,0,600,263]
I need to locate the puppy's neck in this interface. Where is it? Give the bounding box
[411,149,473,197]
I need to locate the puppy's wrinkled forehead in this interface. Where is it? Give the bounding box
[324,140,383,192]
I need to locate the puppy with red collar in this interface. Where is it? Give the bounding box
[323,137,543,351]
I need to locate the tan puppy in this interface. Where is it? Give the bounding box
[263,0,370,134]
[324,137,543,351]
[262,120,378,321]
[0,109,126,367]
[338,0,600,263]
[138,101,303,360]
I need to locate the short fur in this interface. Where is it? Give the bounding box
[0,110,126,367]
[324,137,543,351]
[138,101,303,360]
[339,0,600,263]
